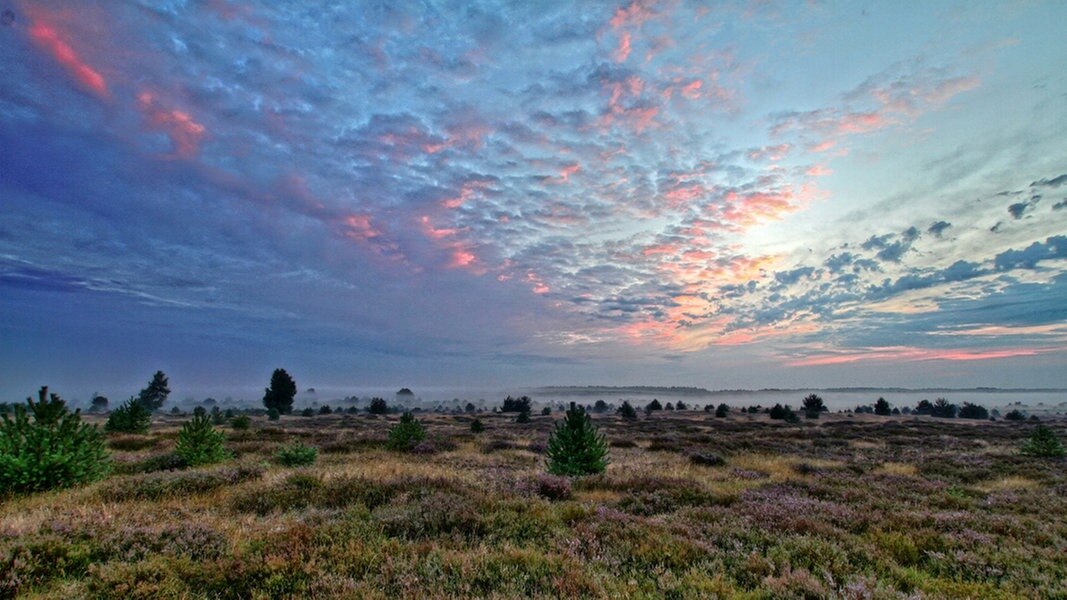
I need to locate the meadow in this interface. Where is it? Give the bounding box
[2,407,1065,599]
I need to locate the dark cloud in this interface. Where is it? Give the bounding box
[1008,201,1032,219]
[994,236,1067,270]
[1031,174,1067,188]
[927,221,951,236]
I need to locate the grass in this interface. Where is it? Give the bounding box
[1,410,1065,599]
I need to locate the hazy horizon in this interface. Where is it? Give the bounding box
[2,1,1066,394]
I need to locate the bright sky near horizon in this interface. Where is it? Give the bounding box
[1,0,1066,400]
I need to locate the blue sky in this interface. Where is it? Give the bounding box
[1,0,1066,401]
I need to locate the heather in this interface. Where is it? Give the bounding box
[1,408,1065,599]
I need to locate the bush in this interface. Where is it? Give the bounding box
[618,401,638,420]
[386,412,426,451]
[689,452,725,467]
[230,414,251,430]
[770,404,798,422]
[958,402,989,420]
[301,407,315,417]
[318,405,332,415]
[0,387,111,495]
[541,406,551,416]
[470,418,485,433]
[275,442,318,467]
[1020,425,1065,457]
[174,415,229,467]
[515,410,531,423]
[931,398,957,418]
[105,398,153,434]
[532,474,572,501]
[546,402,609,476]
[645,399,662,413]
[1004,409,1026,421]
[267,407,280,421]
[715,403,729,418]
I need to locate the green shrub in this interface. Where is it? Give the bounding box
[387,412,426,451]
[0,387,111,495]
[470,418,485,433]
[231,414,251,430]
[267,407,280,421]
[516,410,532,423]
[546,402,609,476]
[802,394,826,419]
[275,442,318,467]
[174,414,230,467]
[105,398,152,434]
[1020,425,1065,457]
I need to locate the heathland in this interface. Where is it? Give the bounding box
[2,401,1065,599]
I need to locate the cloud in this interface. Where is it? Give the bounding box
[927,221,951,236]
[994,236,1067,270]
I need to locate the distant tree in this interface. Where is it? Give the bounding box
[170,406,182,415]
[193,406,207,417]
[465,402,477,414]
[267,407,280,421]
[593,400,609,413]
[541,406,552,416]
[516,410,532,423]
[645,399,663,413]
[470,418,485,433]
[262,369,297,415]
[501,396,532,413]
[368,397,389,415]
[802,394,826,419]
[715,403,729,418]
[318,405,332,415]
[769,404,788,420]
[546,403,609,476]
[89,394,108,413]
[301,407,315,417]
[202,398,217,406]
[959,402,989,420]
[703,403,713,413]
[618,401,638,420]
[891,408,901,415]
[914,399,934,415]
[106,398,152,434]
[137,371,170,411]
[874,397,891,416]
[1005,409,1026,421]
[1020,425,1065,457]
[665,402,675,411]
[931,398,957,418]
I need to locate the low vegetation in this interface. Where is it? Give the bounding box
[1,394,1065,598]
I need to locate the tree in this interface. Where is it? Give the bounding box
[645,399,663,413]
[618,401,638,420]
[516,410,531,423]
[262,368,297,415]
[465,402,477,414]
[368,397,389,415]
[1020,425,1065,457]
[715,403,729,418]
[470,418,485,433]
[1005,409,1026,421]
[137,371,170,411]
[0,387,110,494]
[959,402,989,420]
[802,394,826,419]
[106,398,152,434]
[546,403,609,476]
[387,412,426,451]
[175,414,229,466]
[874,397,891,416]
[675,401,688,411]
[501,396,532,413]
[89,394,108,413]
[931,398,957,418]
[914,399,934,415]
[593,400,609,413]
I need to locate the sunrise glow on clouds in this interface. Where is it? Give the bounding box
[1,0,1065,395]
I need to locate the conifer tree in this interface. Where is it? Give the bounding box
[263,368,297,415]
[137,371,170,411]
[546,402,609,476]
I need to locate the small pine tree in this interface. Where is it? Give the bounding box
[546,403,609,476]
[516,410,531,423]
[618,401,638,420]
[470,418,485,433]
[137,371,170,411]
[1021,425,1065,458]
[715,403,729,418]
[275,442,318,466]
[231,414,251,430]
[175,414,229,466]
[386,412,426,451]
[263,368,297,415]
[0,387,110,494]
[802,394,826,419]
[106,398,153,434]
[368,397,389,415]
[874,397,891,416]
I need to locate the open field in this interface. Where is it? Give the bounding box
[3,411,1065,599]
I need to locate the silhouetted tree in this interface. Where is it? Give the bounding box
[645,399,663,413]
[931,398,957,418]
[914,399,934,415]
[874,397,891,416]
[1005,409,1026,421]
[618,401,638,420]
[675,401,688,411]
[959,402,989,420]
[137,371,170,411]
[715,403,729,418]
[368,397,389,415]
[593,400,609,413]
[89,394,108,413]
[802,394,826,419]
[501,396,532,413]
[465,402,477,414]
[262,369,296,415]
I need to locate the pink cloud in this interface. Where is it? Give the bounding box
[609,1,656,29]
[28,21,108,98]
[787,346,1049,367]
[805,164,833,177]
[136,91,207,158]
[613,32,633,63]
[746,144,791,162]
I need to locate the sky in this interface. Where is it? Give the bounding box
[1,0,1066,401]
